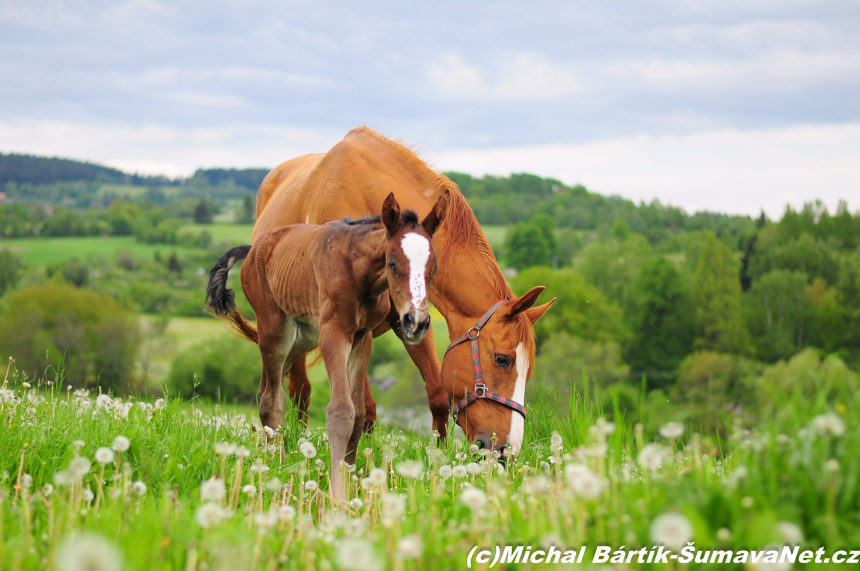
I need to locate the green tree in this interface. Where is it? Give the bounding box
[193,197,215,224]
[625,257,695,374]
[744,270,819,362]
[692,233,751,355]
[0,249,22,296]
[236,194,256,224]
[168,336,262,403]
[510,266,629,346]
[575,233,653,308]
[504,221,552,270]
[0,283,139,392]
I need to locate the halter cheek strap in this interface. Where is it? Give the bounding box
[444,300,527,420]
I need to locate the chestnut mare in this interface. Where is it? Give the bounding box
[206,193,446,501]
[253,127,555,459]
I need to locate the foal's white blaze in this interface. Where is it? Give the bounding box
[509,342,528,456]
[400,233,431,308]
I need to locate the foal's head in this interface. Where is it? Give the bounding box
[380,192,447,344]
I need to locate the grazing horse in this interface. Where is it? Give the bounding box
[206,193,446,502]
[253,126,555,459]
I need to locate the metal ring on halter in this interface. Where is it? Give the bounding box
[474,385,488,398]
[467,326,480,340]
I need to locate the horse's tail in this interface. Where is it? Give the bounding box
[205,245,258,344]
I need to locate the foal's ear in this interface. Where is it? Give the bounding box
[381,192,402,234]
[504,286,555,324]
[421,195,448,237]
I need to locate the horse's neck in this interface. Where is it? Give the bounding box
[349,228,388,297]
[430,230,511,335]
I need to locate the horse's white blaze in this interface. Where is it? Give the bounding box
[509,342,528,456]
[400,233,431,309]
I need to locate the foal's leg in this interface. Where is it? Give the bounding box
[286,355,311,424]
[345,333,371,465]
[319,323,355,505]
[258,314,293,433]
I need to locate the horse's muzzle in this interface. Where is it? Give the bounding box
[401,312,430,343]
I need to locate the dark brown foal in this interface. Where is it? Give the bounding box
[206,193,446,503]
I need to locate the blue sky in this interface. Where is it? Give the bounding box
[1,1,859,215]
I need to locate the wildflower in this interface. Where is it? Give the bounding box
[452,465,468,479]
[43,484,54,497]
[438,465,453,480]
[22,382,31,389]
[659,421,685,440]
[382,493,406,520]
[348,498,364,510]
[55,533,123,571]
[111,436,130,452]
[299,441,317,459]
[131,481,147,496]
[398,535,423,559]
[460,487,488,511]
[593,417,616,437]
[550,432,563,454]
[69,457,92,480]
[54,471,73,487]
[777,521,804,546]
[335,539,382,571]
[466,462,482,476]
[825,459,840,473]
[72,440,85,449]
[22,474,33,490]
[215,442,236,456]
[368,468,387,486]
[235,446,251,458]
[569,469,603,500]
[304,481,317,492]
[95,447,114,465]
[200,478,226,502]
[250,461,269,474]
[254,509,280,529]
[741,496,754,509]
[242,484,257,496]
[523,476,549,495]
[811,413,845,437]
[195,503,226,528]
[650,513,693,550]
[395,460,424,479]
[96,395,112,409]
[278,504,296,521]
[469,444,480,455]
[265,477,283,491]
[716,528,731,542]
[637,444,666,473]
[82,488,95,502]
[263,426,276,438]
[154,398,165,410]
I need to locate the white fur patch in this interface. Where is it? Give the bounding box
[400,233,431,308]
[509,343,528,456]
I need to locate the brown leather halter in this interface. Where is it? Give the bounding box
[445,300,527,422]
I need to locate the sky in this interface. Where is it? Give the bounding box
[1,0,859,216]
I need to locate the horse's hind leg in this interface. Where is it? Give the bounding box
[258,313,293,433]
[286,355,311,425]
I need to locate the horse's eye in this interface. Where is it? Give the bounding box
[494,354,512,370]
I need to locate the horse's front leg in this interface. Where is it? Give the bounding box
[385,310,449,439]
[319,322,355,506]
[345,333,371,465]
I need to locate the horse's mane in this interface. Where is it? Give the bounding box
[346,127,535,357]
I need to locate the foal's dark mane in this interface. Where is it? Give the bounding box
[340,210,419,229]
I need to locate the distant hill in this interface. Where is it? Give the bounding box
[0,153,132,187]
[193,168,271,191]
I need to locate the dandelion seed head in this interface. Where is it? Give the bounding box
[398,535,423,559]
[111,436,130,452]
[460,487,488,511]
[299,441,317,459]
[95,447,114,465]
[131,481,147,496]
[659,421,685,440]
[395,460,424,479]
[650,513,693,551]
[242,484,257,496]
[200,478,226,502]
[55,533,123,571]
[304,480,317,492]
[335,539,381,571]
[195,503,226,528]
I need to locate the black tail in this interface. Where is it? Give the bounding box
[206,245,251,316]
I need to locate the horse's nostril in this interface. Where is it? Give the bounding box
[402,313,414,330]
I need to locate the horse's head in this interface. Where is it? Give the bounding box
[442,288,554,461]
[381,192,447,344]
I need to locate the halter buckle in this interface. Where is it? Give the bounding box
[467,326,480,340]
[474,385,488,398]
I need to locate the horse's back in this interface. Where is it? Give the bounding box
[253,127,446,242]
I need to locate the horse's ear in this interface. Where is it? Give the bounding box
[421,195,448,237]
[381,192,401,234]
[524,299,555,324]
[505,286,549,322]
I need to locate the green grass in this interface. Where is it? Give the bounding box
[0,236,203,267]
[1,358,857,570]
[179,223,253,245]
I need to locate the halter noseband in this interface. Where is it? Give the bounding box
[444,300,527,421]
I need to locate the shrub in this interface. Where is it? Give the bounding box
[167,336,262,404]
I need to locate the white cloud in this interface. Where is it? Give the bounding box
[430,123,860,217]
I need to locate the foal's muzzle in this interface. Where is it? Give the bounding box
[401,312,430,343]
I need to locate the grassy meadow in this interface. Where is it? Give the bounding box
[1,358,857,570]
